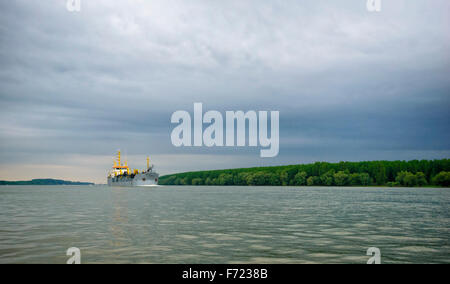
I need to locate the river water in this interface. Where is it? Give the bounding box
[0,185,448,264]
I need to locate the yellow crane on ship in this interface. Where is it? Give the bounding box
[112,150,130,175]
[110,150,152,177]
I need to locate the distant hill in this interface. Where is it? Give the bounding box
[0,179,95,186]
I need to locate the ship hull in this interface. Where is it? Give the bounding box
[107,172,159,187]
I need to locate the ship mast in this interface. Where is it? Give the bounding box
[112,150,129,175]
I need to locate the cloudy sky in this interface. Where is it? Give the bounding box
[0,0,449,183]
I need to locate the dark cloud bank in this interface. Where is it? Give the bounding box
[0,0,449,183]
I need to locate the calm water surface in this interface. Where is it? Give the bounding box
[0,185,448,264]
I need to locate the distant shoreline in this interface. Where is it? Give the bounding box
[0,179,94,186]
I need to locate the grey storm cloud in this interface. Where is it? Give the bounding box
[0,0,449,183]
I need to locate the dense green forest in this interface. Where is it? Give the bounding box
[159,159,450,187]
[0,179,94,186]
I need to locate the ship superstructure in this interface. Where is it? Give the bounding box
[107,151,159,187]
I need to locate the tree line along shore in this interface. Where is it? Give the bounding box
[159,159,450,187]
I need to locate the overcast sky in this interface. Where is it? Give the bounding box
[0,0,449,183]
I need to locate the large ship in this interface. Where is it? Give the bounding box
[107,151,159,187]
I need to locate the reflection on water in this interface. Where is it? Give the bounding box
[0,185,449,264]
[111,189,128,248]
